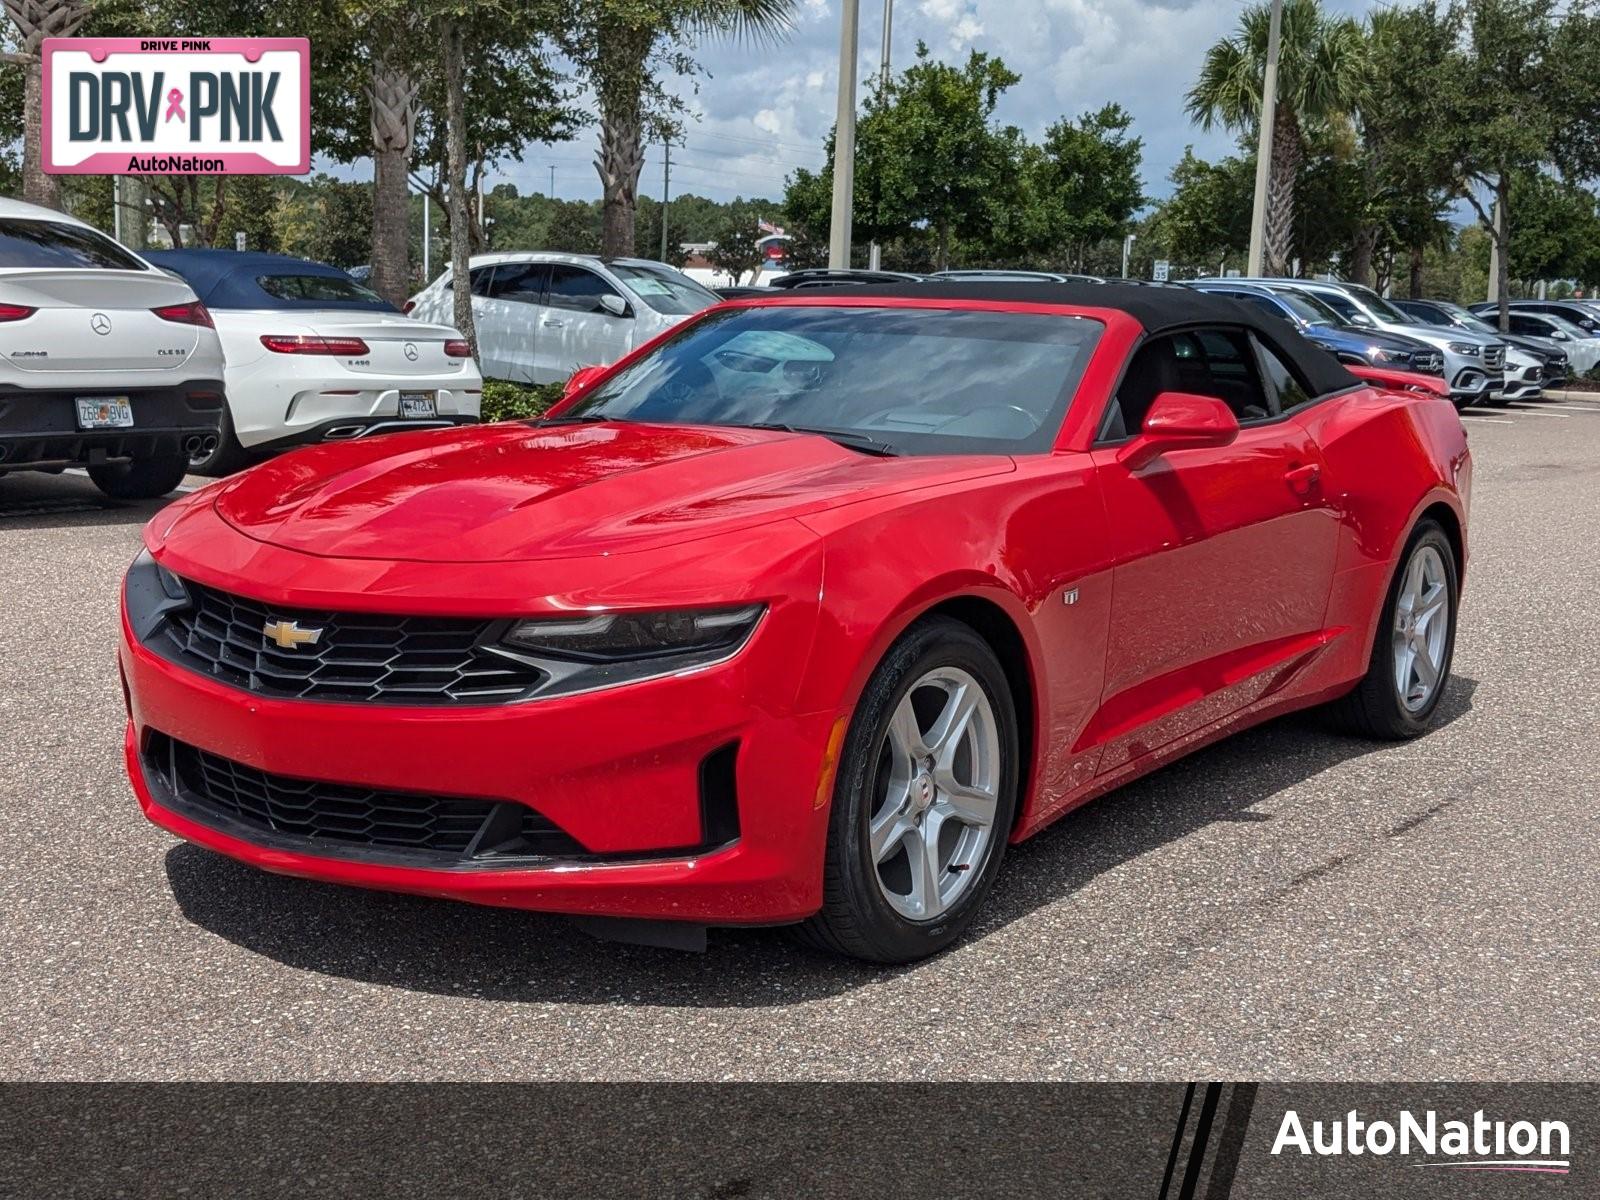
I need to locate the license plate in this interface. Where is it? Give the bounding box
[76,397,134,429]
[399,391,437,419]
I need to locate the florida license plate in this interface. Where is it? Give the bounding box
[76,397,134,429]
[399,391,437,419]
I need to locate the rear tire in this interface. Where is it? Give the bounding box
[188,407,251,477]
[88,453,189,501]
[796,617,1019,963]
[1325,519,1458,739]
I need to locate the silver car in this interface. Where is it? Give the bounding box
[407,253,720,384]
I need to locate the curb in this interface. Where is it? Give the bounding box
[1539,388,1600,401]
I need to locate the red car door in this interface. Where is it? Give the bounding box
[1086,328,1341,771]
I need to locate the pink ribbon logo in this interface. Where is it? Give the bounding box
[164,88,185,123]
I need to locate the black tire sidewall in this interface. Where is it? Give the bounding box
[827,618,1020,961]
[87,454,188,501]
[1375,521,1459,733]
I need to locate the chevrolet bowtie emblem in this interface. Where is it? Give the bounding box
[262,619,323,651]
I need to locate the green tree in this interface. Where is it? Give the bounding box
[705,214,763,282]
[544,198,602,253]
[1145,147,1254,273]
[785,43,1024,270]
[1186,0,1367,275]
[1026,103,1144,270]
[563,0,796,257]
[1393,0,1600,324]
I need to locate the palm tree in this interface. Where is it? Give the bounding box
[1186,0,1366,275]
[368,51,420,307]
[3,0,91,210]
[573,0,796,258]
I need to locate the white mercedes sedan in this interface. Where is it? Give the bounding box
[147,250,482,475]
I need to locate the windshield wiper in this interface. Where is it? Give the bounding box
[746,422,901,457]
[536,413,627,426]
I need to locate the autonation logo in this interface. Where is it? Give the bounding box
[1272,1108,1571,1174]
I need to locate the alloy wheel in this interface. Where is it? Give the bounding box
[868,667,1001,922]
[1392,543,1450,712]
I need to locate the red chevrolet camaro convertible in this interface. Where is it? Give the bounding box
[120,283,1471,962]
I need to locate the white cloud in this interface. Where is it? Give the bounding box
[498,0,1393,204]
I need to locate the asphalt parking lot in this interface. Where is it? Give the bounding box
[2,396,1597,1082]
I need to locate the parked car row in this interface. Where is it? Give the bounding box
[728,265,1600,410]
[0,197,484,498]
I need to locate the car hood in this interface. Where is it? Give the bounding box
[212,420,1013,563]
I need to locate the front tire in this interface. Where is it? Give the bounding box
[1326,519,1458,739]
[88,453,189,501]
[797,617,1019,963]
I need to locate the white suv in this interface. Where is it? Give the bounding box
[0,198,225,499]
[406,253,719,384]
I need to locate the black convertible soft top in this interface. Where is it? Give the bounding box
[769,280,1361,398]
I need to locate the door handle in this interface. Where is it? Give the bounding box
[543,318,565,328]
[1284,462,1321,494]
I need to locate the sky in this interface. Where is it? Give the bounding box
[493,0,1384,211]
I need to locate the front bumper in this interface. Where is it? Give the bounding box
[0,380,223,470]
[1447,366,1491,403]
[119,563,836,925]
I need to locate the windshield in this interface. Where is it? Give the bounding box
[609,262,719,316]
[1439,304,1498,334]
[563,305,1104,455]
[1274,290,1339,325]
[1345,284,1411,324]
[0,218,145,271]
[258,273,394,309]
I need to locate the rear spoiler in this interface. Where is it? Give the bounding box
[1345,365,1450,398]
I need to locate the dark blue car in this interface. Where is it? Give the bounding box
[1187,282,1444,376]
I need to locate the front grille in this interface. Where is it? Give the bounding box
[1483,345,1506,370]
[156,579,545,705]
[145,733,585,862]
[1411,351,1444,375]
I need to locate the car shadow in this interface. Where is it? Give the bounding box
[0,473,190,530]
[164,676,1477,1008]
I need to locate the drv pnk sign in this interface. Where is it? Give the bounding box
[43,37,310,175]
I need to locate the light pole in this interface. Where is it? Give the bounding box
[1122,233,1136,279]
[828,0,861,269]
[1246,0,1283,277]
[660,142,672,262]
[867,0,893,271]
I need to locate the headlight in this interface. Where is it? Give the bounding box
[493,604,766,699]
[1369,347,1405,363]
[503,605,764,662]
[1448,342,1481,357]
[125,548,191,641]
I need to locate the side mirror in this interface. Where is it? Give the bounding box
[1552,331,1571,341]
[1116,391,1240,470]
[563,364,608,399]
[599,293,631,318]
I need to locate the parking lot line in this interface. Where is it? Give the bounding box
[1460,415,1514,424]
